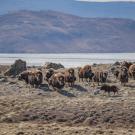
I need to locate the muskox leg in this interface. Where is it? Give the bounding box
[82,78,83,82]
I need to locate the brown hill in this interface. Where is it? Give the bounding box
[0,10,135,53]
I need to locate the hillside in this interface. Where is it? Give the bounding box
[0,10,135,53]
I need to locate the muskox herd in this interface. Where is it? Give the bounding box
[113,61,135,86]
[18,61,135,96]
[18,69,43,88]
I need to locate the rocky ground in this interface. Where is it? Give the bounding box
[0,64,135,135]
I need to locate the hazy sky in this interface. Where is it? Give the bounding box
[0,0,135,19]
[76,0,135,1]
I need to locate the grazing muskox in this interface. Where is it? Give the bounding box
[48,73,65,90]
[118,67,128,86]
[93,70,108,85]
[64,68,76,87]
[18,70,43,88]
[128,64,135,79]
[100,84,119,96]
[78,65,94,82]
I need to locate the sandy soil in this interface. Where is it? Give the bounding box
[0,64,135,135]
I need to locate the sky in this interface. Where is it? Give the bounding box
[76,0,135,1]
[0,0,135,19]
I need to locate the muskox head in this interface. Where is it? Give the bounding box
[121,61,132,69]
[57,74,65,86]
[45,68,54,81]
[18,70,29,83]
[35,71,43,85]
[121,66,128,76]
[102,71,108,82]
[68,68,75,76]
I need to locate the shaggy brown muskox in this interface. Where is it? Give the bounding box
[18,70,30,84]
[113,69,120,79]
[93,70,108,85]
[44,68,54,82]
[34,70,43,88]
[118,66,128,86]
[64,68,76,87]
[18,70,43,88]
[121,61,132,69]
[48,73,65,90]
[128,64,135,79]
[100,84,119,96]
[78,65,94,82]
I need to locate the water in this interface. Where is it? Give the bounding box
[0,53,135,68]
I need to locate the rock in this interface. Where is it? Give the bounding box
[83,117,96,126]
[16,132,24,135]
[4,59,26,77]
[93,63,97,67]
[44,62,64,70]
[113,61,121,66]
[0,75,7,82]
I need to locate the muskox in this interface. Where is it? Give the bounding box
[64,68,76,87]
[113,69,120,79]
[48,73,65,90]
[78,65,94,82]
[121,61,132,69]
[44,68,54,82]
[18,70,30,84]
[93,70,108,85]
[100,84,119,96]
[118,67,128,86]
[128,64,135,79]
[33,70,43,88]
[18,70,43,88]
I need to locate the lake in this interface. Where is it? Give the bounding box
[0,53,135,68]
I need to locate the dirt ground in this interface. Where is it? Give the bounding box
[0,64,135,135]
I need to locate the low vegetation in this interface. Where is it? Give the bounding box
[0,60,135,135]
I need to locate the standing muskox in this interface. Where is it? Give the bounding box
[93,70,108,85]
[44,68,54,82]
[113,69,120,79]
[100,84,119,96]
[121,61,132,69]
[118,67,128,86]
[64,68,76,87]
[48,73,65,90]
[78,65,94,82]
[128,64,135,79]
[18,70,43,88]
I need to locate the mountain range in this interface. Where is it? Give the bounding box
[0,10,135,53]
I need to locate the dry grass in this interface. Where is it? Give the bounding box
[0,64,135,135]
